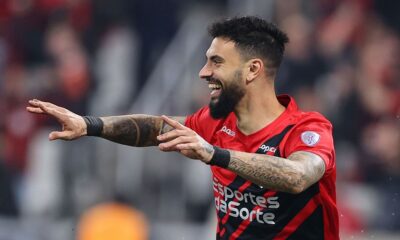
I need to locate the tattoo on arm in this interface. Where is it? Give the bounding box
[205,144,214,155]
[288,151,326,190]
[160,116,186,134]
[227,150,326,194]
[100,115,186,147]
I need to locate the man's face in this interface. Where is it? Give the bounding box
[199,38,246,119]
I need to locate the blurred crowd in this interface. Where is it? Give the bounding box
[0,0,399,239]
[274,0,400,234]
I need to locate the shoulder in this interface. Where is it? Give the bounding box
[291,110,333,131]
[283,110,336,174]
[187,106,212,120]
[185,106,226,139]
[285,110,334,148]
[185,106,214,127]
[277,94,332,130]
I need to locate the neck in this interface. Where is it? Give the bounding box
[234,83,285,135]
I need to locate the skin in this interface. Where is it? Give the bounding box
[156,117,325,194]
[26,100,183,146]
[26,37,326,194]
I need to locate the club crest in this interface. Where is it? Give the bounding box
[301,131,320,146]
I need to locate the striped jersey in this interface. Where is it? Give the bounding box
[185,95,339,240]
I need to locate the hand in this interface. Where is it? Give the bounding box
[26,99,87,141]
[157,115,214,163]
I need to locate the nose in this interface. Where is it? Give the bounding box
[199,64,212,80]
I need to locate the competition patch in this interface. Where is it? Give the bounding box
[301,131,320,146]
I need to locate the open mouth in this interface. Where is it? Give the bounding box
[208,80,222,99]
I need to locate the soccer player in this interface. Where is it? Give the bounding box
[27,16,339,239]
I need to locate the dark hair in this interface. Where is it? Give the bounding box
[209,16,289,76]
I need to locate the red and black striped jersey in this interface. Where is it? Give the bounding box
[185,95,339,240]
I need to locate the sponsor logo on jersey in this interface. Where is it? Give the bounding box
[260,144,277,153]
[213,177,279,225]
[301,131,320,146]
[220,126,235,136]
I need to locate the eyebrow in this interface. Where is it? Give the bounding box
[207,55,225,63]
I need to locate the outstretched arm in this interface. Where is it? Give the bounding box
[158,116,326,194]
[100,115,185,146]
[27,99,185,146]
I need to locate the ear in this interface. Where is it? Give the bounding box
[246,58,263,82]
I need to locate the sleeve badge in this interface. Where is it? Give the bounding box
[301,131,320,146]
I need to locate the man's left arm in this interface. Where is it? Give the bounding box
[158,116,327,194]
[227,150,326,194]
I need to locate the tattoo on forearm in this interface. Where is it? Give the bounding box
[100,115,186,147]
[227,151,325,193]
[160,117,184,135]
[228,152,301,193]
[100,115,161,147]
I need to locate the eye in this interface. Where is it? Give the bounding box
[212,59,222,66]
[209,55,224,66]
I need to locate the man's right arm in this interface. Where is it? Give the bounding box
[26,99,186,146]
[100,115,186,147]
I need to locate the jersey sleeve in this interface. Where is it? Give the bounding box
[283,113,335,175]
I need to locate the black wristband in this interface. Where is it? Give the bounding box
[208,146,230,168]
[82,116,104,136]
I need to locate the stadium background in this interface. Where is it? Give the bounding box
[0,0,399,239]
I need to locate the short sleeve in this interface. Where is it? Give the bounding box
[284,114,335,175]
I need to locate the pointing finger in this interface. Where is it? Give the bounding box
[161,115,186,130]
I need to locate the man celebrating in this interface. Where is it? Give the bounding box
[27,17,339,239]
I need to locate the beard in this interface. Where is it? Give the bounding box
[209,70,245,119]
